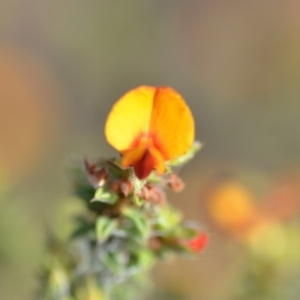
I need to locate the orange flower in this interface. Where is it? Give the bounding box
[206,179,259,235]
[105,86,195,179]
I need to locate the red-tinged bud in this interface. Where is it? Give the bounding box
[167,173,185,192]
[120,180,134,197]
[137,183,166,204]
[84,159,108,188]
[109,180,133,196]
[110,181,121,193]
[186,232,209,252]
[149,237,162,251]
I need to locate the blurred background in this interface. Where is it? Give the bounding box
[1,1,300,299]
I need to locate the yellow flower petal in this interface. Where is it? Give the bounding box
[105,86,155,152]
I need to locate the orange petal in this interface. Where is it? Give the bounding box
[121,144,165,179]
[150,87,194,160]
[105,86,155,152]
[148,146,165,174]
[121,143,147,168]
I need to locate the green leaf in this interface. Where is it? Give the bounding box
[99,159,126,179]
[69,216,95,240]
[102,251,129,275]
[133,195,143,207]
[92,187,118,205]
[136,249,155,271]
[73,182,95,203]
[156,205,183,230]
[129,169,146,193]
[126,248,155,274]
[146,172,163,184]
[122,208,150,241]
[102,252,121,274]
[172,225,199,239]
[96,216,118,243]
[48,266,70,299]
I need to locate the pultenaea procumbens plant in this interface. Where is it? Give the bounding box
[38,85,206,300]
[105,86,195,179]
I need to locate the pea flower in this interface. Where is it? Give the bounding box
[105,86,195,179]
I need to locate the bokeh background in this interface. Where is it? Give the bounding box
[1,1,300,299]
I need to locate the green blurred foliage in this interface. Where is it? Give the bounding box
[37,151,202,300]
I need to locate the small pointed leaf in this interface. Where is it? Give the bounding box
[92,187,118,205]
[122,208,149,240]
[96,216,118,243]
